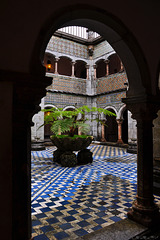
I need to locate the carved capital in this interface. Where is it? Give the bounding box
[71,61,76,66]
[122,96,160,122]
[104,59,110,64]
[55,57,60,62]
[116,119,123,125]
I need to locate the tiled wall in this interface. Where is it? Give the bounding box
[96,91,126,108]
[47,36,88,59]
[93,41,114,59]
[45,92,87,109]
[46,75,87,94]
[47,36,114,61]
[96,72,127,94]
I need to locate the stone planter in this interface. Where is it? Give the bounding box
[50,135,93,151]
[50,135,93,167]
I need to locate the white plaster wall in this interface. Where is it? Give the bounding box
[128,110,137,143]
[31,98,45,141]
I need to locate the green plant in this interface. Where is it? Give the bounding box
[41,105,116,137]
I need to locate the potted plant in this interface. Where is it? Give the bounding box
[41,105,116,167]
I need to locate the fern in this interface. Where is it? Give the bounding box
[41,105,116,137]
[50,118,73,135]
[76,122,90,134]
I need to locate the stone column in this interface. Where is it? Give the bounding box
[105,59,110,76]
[71,61,76,77]
[101,120,106,142]
[0,70,52,240]
[116,119,124,144]
[93,64,97,79]
[123,98,160,227]
[54,57,59,74]
[86,64,89,80]
[78,128,82,135]
[120,61,124,72]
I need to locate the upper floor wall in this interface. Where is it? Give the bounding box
[94,41,114,59]
[47,36,88,59]
[44,34,124,85]
[46,34,115,61]
[46,71,127,97]
[46,73,87,95]
[96,72,127,94]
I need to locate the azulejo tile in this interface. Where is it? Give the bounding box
[31,145,160,239]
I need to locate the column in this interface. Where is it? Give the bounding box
[78,128,82,135]
[116,119,124,144]
[0,70,52,240]
[86,64,89,80]
[54,57,59,74]
[71,61,76,77]
[105,59,110,76]
[123,98,160,227]
[120,60,124,72]
[93,64,97,79]
[0,81,13,240]
[101,120,106,142]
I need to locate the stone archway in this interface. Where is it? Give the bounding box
[35,8,151,98]
[35,9,160,228]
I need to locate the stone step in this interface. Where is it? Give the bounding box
[81,219,146,240]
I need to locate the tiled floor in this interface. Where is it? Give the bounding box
[31,145,160,240]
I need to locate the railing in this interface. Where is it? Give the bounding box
[57,26,99,40]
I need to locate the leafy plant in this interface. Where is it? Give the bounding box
[41,105,116,137]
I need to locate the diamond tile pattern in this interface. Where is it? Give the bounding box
[31,145,160,239]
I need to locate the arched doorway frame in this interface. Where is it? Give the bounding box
[30,5,157,98]
[117,104,126,120]
[63,105,76,111]
[44,104,58,109]
[101,106,118,143]
[44,104,58,140]
[117,104,128,144]
[27,5,160,238]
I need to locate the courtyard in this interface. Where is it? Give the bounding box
[31,144,160,240]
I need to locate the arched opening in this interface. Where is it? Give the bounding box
[75,60,87,78]
[43,105,57,144]
[58,56,72,76]
[27,6,160,240]
[44,109,53,141]
[96,59,106,78]
[122,109,128,144]
[44,53,55,73]
[37,11,149,98]
[108,53,121,74]
[105,108,118,142]
[63,106,78,135]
